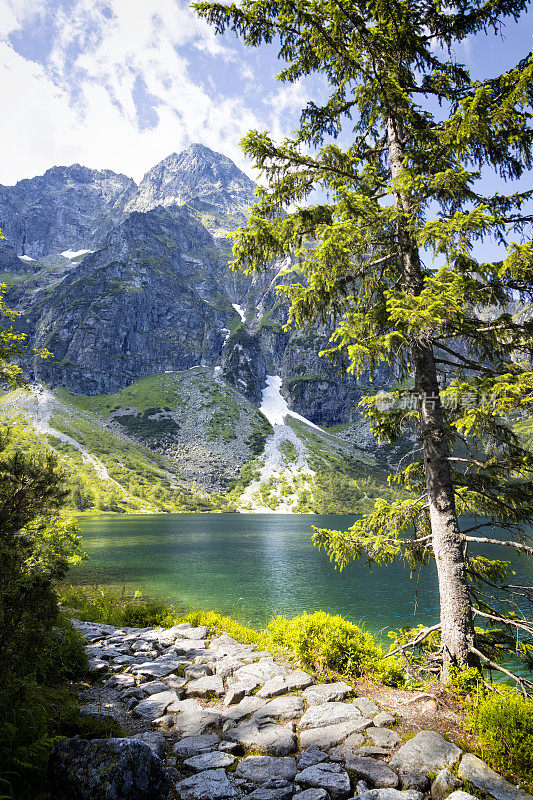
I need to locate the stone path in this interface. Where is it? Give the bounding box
[56,619,532,800]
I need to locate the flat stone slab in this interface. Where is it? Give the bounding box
[176,625,208,639]
[186,675,225,698]
[221,696,267,722]
[245,784,294,800]
[235,756,298,784]
[132,689,178,720]
[374,712,395,728]
[257,670,314,698]
[345,756,399,789]
[225,721,298,756]
[173,710,224,737]
[458,754,533,800]
[216,659,246,678]
[298,702,363,730]
[173,735,220,757]
[446,793,482,800]
[133,658,183,678]
[358,791,424,800]
[253,696,305,722]
[302,682,352,705]
[389,732,462,776]
[299,719,371,750]
[168,697,203,714]
[366,727,400,749]
[184,752,236,771]
[298,749,329,770]
[177,768,239,800]
[295,762,352,800]
[328,734,365,759]
[234,659,291,684]
[353,698,380,717]
[297,790,330,800]
[139,680,170,695]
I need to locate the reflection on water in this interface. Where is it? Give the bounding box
[70,513,531,637]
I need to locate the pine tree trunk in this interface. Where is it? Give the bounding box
[387,118,477,671]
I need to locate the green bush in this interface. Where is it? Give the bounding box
[467,686,533,781]
[59,585,178,628]
[262,611,385,677]
[184,609,259,644]
[448,665,484,696]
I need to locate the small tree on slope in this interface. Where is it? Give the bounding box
[195,0,533,684]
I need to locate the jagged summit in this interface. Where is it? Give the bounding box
[124,143,256,216]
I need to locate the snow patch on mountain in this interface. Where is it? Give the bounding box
[232,303,246,323]
[60,249,94,259]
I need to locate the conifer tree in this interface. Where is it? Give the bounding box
[195,0,533,683]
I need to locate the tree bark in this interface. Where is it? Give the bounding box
[387,117,478,672]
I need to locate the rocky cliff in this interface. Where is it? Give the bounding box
[0,144,396,509]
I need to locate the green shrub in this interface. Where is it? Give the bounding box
[262,611,385,677]
[184,609,259,644]
[59,585,178,628]
[467,686,533,781]
[448,665,484,696]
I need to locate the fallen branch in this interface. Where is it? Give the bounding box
[470,646,533,696]
[383,623,441,659]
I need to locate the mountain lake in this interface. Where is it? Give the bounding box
[68,513,532,640]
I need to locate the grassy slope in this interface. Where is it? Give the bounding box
[2,369,406,515]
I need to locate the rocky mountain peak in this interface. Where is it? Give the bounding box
[124,143,256,216]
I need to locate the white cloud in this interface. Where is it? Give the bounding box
[0,0,271,184]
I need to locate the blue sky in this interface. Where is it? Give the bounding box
[0,0,532,186]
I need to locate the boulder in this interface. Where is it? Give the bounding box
[257,671,314,698]
[185,664,214,680]
[133,690,178,720]
[297,790,330,800]
[177,768,239,800]
[373,712,396,728]
[389,732,462,776]
[234,660,291,685]
[295,762,351,800]
[458,754,533,800]
[131,731,168,760]
[297,749,329,770]
[48,737,170,800]
[235,756,298,784]
[431,769,462,800]
[345,755,399,789]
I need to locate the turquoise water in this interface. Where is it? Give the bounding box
[70,513,531,637]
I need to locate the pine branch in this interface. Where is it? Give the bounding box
[472,607,533,636]
[465,536,533,555]
[383,623,442,659]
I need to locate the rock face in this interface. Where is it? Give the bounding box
[0,143,387,433]
[48,737,170,800]
[0,164,134,258]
